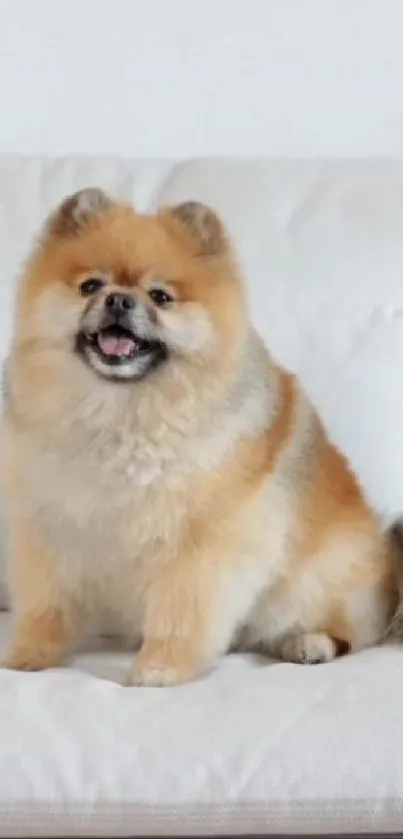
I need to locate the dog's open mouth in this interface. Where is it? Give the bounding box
[77,324,167,374]
[76,323,168,382]
[91,325,153,363]
[97,327,138,359]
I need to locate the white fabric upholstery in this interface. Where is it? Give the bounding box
[1,155,403,835]
[0,612,403,838]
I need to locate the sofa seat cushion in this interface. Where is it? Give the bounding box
[0,613,402,837]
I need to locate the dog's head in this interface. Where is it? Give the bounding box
[17,188,246,384]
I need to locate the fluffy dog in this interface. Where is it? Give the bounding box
[1,188,399,685]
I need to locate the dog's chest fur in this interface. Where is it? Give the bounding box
[21,362,274,604]
[27,416,197,584]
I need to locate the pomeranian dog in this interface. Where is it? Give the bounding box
[1,188,400,686]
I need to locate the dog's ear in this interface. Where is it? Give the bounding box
[159,201,228,257]
[46,188,112,237]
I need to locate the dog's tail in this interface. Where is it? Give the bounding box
[382,520,403,642]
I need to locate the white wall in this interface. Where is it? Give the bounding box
[1,0,403,157]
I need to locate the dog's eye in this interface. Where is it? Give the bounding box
[80,278,105,296]
[148,288,174,308]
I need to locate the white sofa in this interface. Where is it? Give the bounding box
[1,155,403,837]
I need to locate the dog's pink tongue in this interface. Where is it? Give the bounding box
[98,334,135,357]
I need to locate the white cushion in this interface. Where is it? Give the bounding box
[0,612,402,837]
[1,156,403,835]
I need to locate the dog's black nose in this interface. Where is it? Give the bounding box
[105,292,135,313]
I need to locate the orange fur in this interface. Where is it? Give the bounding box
[2,513,69,670]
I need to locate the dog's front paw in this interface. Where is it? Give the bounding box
[1,643,62,672]
[126,643,197,687]
[127,663,190,688]
[280,632,339,665]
